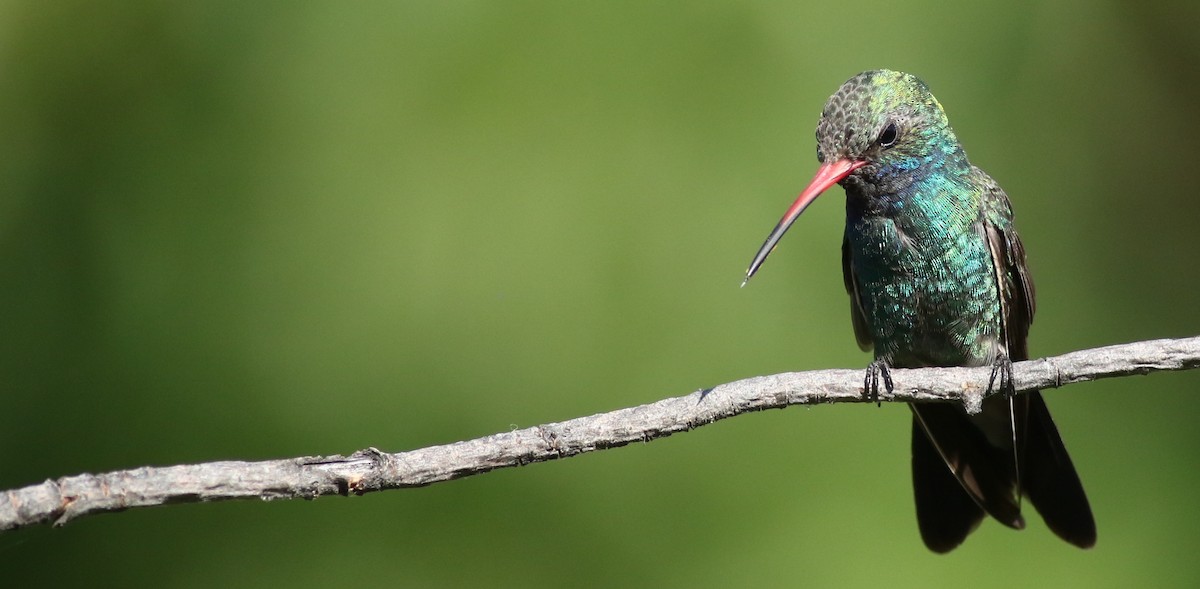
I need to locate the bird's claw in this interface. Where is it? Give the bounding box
[987,353,1016,399]
[863,359,894,407]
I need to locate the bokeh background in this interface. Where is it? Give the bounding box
[2,1,1198,586]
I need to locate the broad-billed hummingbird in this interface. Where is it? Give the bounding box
[743,70,1096,552]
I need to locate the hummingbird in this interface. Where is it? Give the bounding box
[743,70,1096,552]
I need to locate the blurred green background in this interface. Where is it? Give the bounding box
[2,1,1198,586]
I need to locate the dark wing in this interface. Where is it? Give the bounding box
[1021,391,1097,547]
[841,237,873,352]
[981,183,1035,363]
[981,175,1096,549]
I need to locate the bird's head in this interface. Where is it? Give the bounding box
[816,70,961,191]
[743,70,963,284]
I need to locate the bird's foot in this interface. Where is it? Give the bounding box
[987,353,1016,399]
[863,359,894,407]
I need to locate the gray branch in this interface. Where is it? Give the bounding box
[3,336,1198,532]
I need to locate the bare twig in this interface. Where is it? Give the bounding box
[3,336,1197,532]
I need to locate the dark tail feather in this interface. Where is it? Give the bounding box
[911,416,986,553]
[911,404,1025,522]
[1021,392,1097,548]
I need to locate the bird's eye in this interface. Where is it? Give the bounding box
[878,122,899,148]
